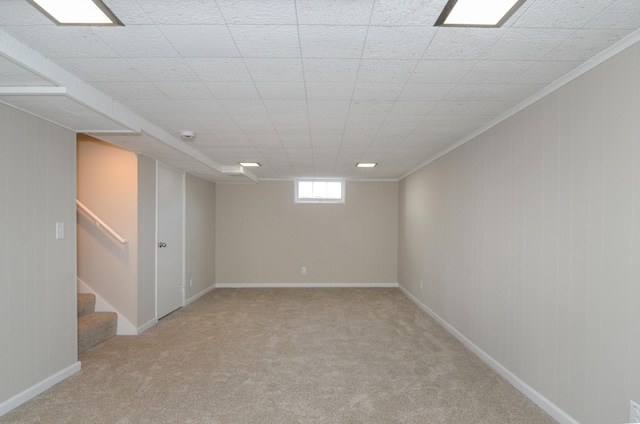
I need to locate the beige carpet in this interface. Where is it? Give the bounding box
[1,288,556,423]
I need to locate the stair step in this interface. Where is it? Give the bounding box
[78,311,117,354]
[77,293,96,317]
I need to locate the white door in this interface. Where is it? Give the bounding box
[157,163,184,319]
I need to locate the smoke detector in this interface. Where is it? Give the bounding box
[180,130,196,141]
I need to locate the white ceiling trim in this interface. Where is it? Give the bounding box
[400,28,640,181]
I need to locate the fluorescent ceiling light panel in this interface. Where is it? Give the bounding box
[356,163,378,168]
[239,162,261,167]
[29,0,123,25]
[435,0,525,27]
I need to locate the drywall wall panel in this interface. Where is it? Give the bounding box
[216,180,398,285]
[185,173,216,299]
[0,103,77,405]
[137,154,156,327]
[398,42,640,424]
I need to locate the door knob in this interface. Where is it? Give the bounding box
[158,242,167,248]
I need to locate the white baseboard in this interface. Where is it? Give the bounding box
[215,282,399,289]
[185,285,215,305]
[397,285,579,424]
[0,361,81,417]
[136,318,157,335]
[77,278,137,335]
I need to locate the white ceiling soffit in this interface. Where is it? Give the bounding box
[1,1,640,181]
[0,29,256,183]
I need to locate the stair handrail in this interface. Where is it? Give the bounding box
[76,199,128,244]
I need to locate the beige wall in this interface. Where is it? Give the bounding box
[398,43,640,424]
[216,180,398,285]
[185,174,216,300]
[0,104,77,406]
[136,154,157,326]
[77,136,139,325]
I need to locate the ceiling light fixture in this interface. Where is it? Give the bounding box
[356,163,378,168]
[29,0,123,26]
[239,162,261,167]
[435,0,526,27]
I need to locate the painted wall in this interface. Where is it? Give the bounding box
[137,154,156,328]
[216,180,398,285]
[398,43,640,424]
[77,135,139,326]
[0,104,78,408]
[185,174,216,301]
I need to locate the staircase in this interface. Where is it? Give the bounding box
[77,293,117,354]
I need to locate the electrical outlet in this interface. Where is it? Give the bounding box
[301,267,307,275]
[419,281,423,291]
[189,277,193,288]
[630,400,640,423]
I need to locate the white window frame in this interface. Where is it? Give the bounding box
[294,179,345,204]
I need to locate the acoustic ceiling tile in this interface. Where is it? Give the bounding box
[216,0,297,25]
[445,84,505,102]
[398,83,453,101]
[185,58,252,82]
[219,100,267,114]
[409,60,476,84]
[356,59,419,83]
[159,25,239,58]
[586,0,640,29]
[298,25,368,58]
[483,28,575,61]
[348,100,395,115]
[244,59,304,82]
[389,101,438,115]
[229,25,300,58]
[92,25,179,58]
[307,100,351,115]
[263,100,308,114]
[255,82,307,100]
[126,58,201,82]
[103,0,154,25]
[422,28,502,61]
[461,61,533,84]
[513,0,613,29]
[136,0,225,24]
[363,26,437,59]
[205,82,261,100]
[352,82,406,101]
[154,81,214,100]
[306,82,355,100]
[302,59,361,83]
[296,0,374,25]
[544,29,631,61]
[176,99,226,115]
[370,0,441,26]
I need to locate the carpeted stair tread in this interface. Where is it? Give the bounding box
[78,311,117,354]
[77,293,96,317]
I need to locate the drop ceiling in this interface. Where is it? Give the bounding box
[0,0,639,182]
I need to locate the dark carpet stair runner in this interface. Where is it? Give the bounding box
[77,293,117,354]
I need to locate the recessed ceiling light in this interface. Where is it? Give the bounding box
[239,162,261,167]
[356,163,378,168]
[29,0,123,26]
[435,0,526,27]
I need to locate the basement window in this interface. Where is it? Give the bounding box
[295,179,345,204]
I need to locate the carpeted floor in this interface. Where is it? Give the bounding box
[1,288,557,423]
